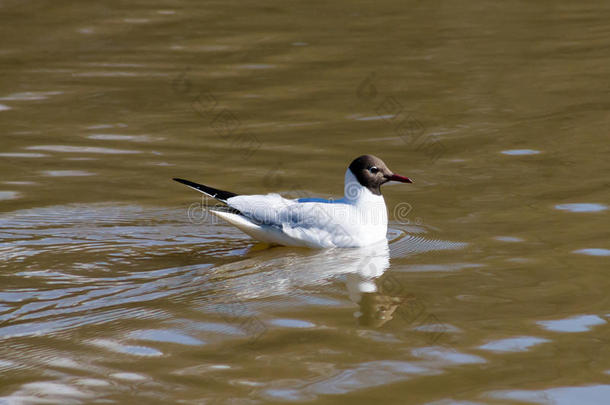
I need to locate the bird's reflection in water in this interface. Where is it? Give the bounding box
[202,240,414,329]
[357,294,403,327]
[343,241,409,327]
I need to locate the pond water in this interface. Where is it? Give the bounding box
[1,0,609,403]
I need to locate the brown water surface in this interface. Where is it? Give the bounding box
[1,0,609,404]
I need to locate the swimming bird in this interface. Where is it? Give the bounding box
[173,155,412,248]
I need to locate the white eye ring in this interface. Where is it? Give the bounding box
[369,166,379,174]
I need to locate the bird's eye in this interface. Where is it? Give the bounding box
[369,166,379,174]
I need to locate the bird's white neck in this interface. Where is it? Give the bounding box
[343,168,388,245]
[343,169,386,206]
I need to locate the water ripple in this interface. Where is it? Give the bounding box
[26,145,142,154]
[537,314,606,333]
[555,203,607,213]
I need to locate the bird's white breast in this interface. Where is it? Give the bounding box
[341,168,388,245]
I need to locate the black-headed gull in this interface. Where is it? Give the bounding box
[174,155,412,248]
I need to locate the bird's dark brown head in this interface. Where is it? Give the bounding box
[348,155,412,196]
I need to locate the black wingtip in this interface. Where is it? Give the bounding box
[173,178,192,186]
[172,178,238,203]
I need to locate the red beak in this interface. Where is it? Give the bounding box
[386,174,413,183]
